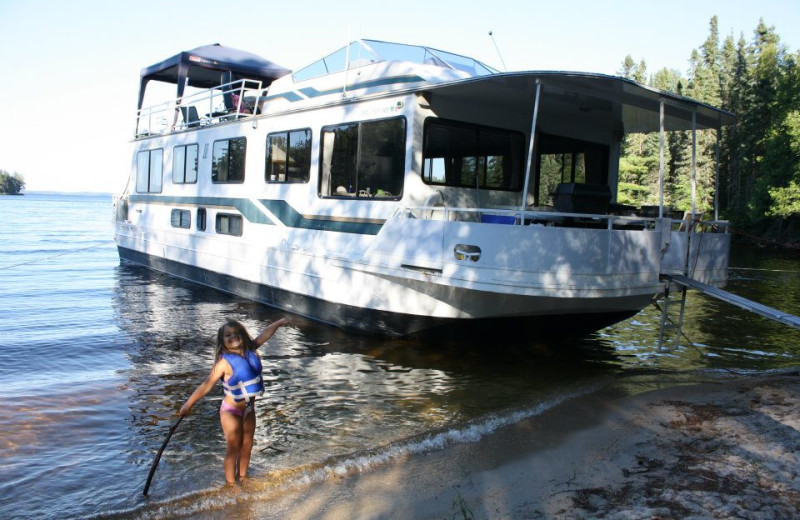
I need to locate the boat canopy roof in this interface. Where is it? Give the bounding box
[137,43,291,109]
[424,71,736,133]
[289,39,732,132]
[293,39,499,82]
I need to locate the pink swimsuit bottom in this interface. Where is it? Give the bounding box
[220,399,254,419]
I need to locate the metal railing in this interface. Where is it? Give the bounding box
[397,205,730,233]
[135,79,263,137]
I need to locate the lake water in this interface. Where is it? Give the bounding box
[1,192,798,519]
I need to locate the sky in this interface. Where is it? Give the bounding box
[1,0,798,193]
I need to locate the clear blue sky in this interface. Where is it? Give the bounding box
[1,0,798,193]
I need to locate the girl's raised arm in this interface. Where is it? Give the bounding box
[254,318,290,347]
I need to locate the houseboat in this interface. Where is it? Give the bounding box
[113,40,735,337]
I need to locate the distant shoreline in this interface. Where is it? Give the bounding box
[10,191,113,197]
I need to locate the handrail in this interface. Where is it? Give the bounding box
[397,205,730,233]
[135,79,263,137]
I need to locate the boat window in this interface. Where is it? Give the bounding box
[212,137,246,183]
[266,129,312,183]
[135,149,163,193]
[293,40,498,82]
[173,144,198,184]
[422,119,524,191]
[319,117,405,199]
[170,209,191,229]
[215,213,243,236]
[535,133,608,206]
[197,208,207,232]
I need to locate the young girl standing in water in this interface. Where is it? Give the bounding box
[180,317,289,486]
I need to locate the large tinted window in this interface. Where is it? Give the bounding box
[212,138,246,183]
[135,149,163,193]
[266,129,312,183]
[320,117,405,199]
[422,119,524,191]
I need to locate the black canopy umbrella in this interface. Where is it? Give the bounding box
[137,43,291,109]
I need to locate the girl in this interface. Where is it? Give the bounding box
[180,317,289,486]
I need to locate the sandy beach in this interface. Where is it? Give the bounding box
[210,371,800,520]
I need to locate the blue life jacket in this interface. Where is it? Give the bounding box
[221,350,264,402]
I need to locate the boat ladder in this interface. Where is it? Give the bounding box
[655,279,688,350]
[658,273,800,350]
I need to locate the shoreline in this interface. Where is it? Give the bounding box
[212,370,800,519]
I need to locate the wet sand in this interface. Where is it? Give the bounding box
[216,371,800,519]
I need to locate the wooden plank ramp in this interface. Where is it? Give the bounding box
[667,274,800,330]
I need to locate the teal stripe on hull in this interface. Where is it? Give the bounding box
[127,194,383,234]
[129,194,274,224]
[259,199,383,235]
[297,75,425,99]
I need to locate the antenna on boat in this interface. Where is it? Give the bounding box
[488,31,507,72]
[343,1,355,97]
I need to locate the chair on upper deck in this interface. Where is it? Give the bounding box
[179,106,201,128]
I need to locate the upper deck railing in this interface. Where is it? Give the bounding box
[135,79,263,137]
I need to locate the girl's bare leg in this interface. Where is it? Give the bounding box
[238,412,256,480]
[220,411,243,485]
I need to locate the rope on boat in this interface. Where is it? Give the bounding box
[0,240,115,271]
[729,226,800,250]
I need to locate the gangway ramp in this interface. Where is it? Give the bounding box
[667,274,800,331]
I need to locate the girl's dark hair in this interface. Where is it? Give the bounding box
[214,319,257,360]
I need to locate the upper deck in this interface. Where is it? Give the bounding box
[135,40,498,138]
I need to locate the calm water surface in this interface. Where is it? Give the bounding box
[0,193,798,519]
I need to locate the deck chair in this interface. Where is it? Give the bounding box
[678,211,704,232]
[179,106,201,128]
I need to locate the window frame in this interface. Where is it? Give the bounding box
[173,143,199,184]
[215,212,243,237]
[265,128,312,183]
[318,116,406,200]
[211,137,247,184]
[170,208,191,229]
[421,118,525,192]
[196,207,207,232]
[135,148,164,193]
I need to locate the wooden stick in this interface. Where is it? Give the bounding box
[143,415,184,496]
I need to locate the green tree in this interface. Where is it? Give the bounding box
[0,170,25,195]
[620,15,800,245]
[763,62,800,219]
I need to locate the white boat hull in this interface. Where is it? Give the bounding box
[113,208,713,336]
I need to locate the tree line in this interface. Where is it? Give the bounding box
[618,16,800,246]
[0,170,25,195]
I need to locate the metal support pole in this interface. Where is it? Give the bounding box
[658,99,665,218]
[714,129,720,222]
[520,80,542,212]
[691,110,697,219]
